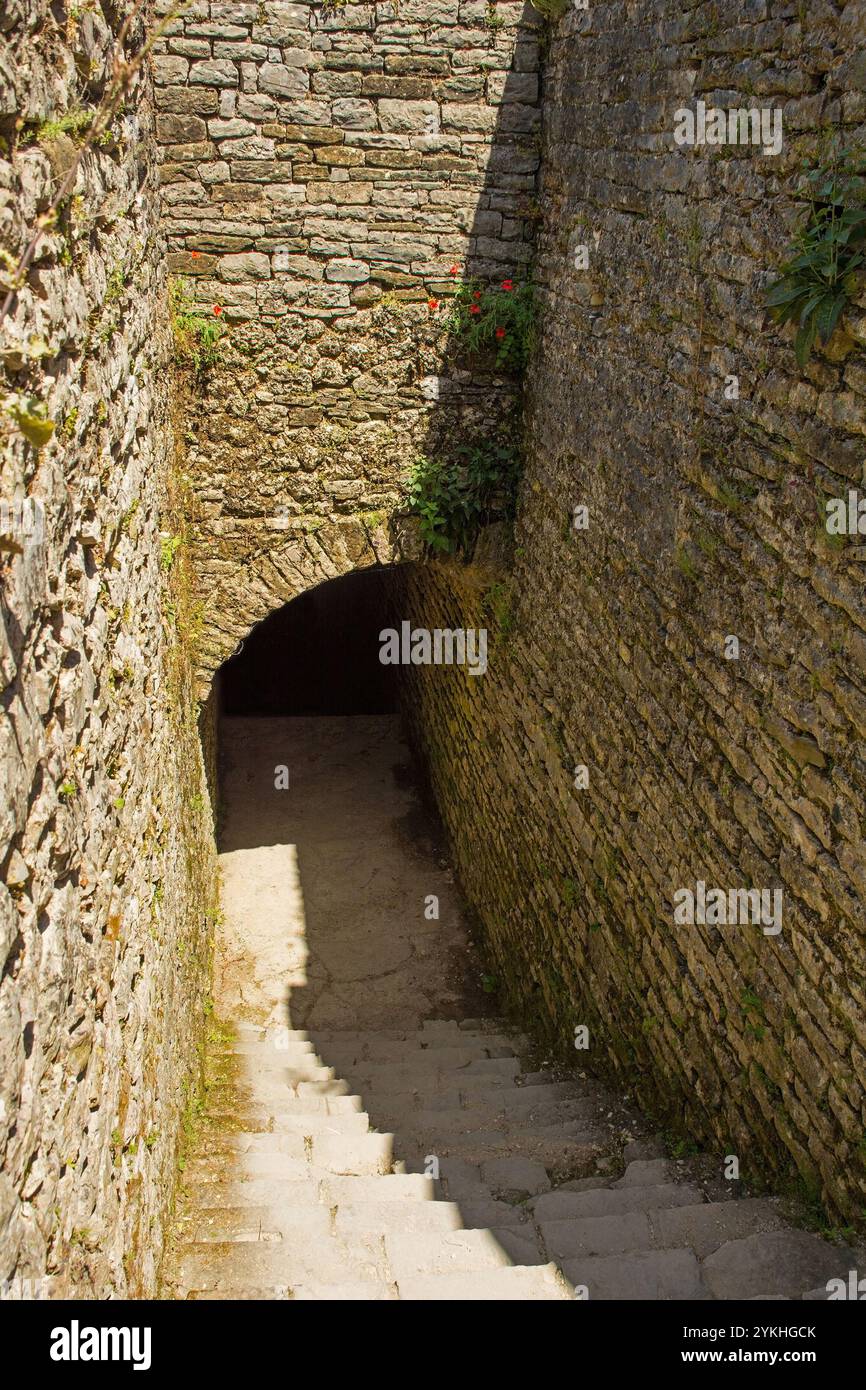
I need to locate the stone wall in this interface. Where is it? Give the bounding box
[152,0,541,692]
[400,0,866,1225]
[0,3,218,1296]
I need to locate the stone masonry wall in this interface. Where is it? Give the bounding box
[0,3,218,1296]
[152,0,542,693]
[400,0,866,1225]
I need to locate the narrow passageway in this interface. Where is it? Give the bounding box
[214,714,473,1034]
[163,576,857,1302]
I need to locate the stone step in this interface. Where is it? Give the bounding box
[333,1200,463,1236]
[183,1179,322,1210]
[184,1153,312,1183]
[289,1281,397,1301]
[269,1111,371,1136]
[202,1132,308,1159]
[269,1093,363,1117]
[226,1041,317,1061]
[174,1236,387,1292]
[699,1230,853,1300]
[385,1228,514,1277]
[531,1183,706,1223]
[324,1042,497,1068]
[396,1263,572,1301]
[562,1248,707,1300]
[318,1173,435,1205]
[296,1078,352,1099]
[183,1207,291,1244]
[541,1211,655,1262]
[649,1198,787,1259]
[309,1132,394,1176]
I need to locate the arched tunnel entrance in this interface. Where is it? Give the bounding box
[220,567,400,718]
[210,562,483,1038]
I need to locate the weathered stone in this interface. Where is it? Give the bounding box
[258,62,309,100]
[188,59,239,88]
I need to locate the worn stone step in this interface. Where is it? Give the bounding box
[183,1179,322,1210]
[329,1042,492,1068]
[296,1078,352,1099]
[501,1084,584,1114]
[385,1228,513,1277]
[250,1060,336,1083]
[319,1173,435,1205]
[184,1153,312,1184]
[649,1199,787,1259]
[274,1093,363,1117]
[289,1281,397,1301]
[542,1211,654,1262]
[230,1038,316,1058]
[183,1207,287,1244]
[174,1236,386,1292]
[563,1248,707,1300]
[420,1020,463,1037]
[614,1159,672,1188]
[700,1231,852,1300]
[310,1132,394,1176]
[355,1064,512,1093]
[532,1183,706,1223]
[488,1226,546,1266]
[215,1131,315,1157]
[333,1200,463,1236]
[396,1263,572,1301]
[270,1111,371,1136]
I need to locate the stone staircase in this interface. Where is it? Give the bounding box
[162,1016,854,1301]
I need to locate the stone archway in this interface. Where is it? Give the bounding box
[193,514,420,703]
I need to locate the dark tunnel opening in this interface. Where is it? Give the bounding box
[219,565,402,716]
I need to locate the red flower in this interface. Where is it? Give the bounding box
[428,298,439,309]
[213,304,223,316]
[472,290,482,301]
[190,250,201,259]
[495,326,506,339]
[501,279,513,291]
[469,304,480,316]
[449,265,459,276]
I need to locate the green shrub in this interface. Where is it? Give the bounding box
[406,442,521,555]
[765,143,866,367]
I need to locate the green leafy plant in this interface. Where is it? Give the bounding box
[35,107,96,145]
[765,144,866,367]
[3,393,55,449]
[160,534,182,571]
[169,278,227,378]
[447,276,535,373]
[406,442,521,554]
